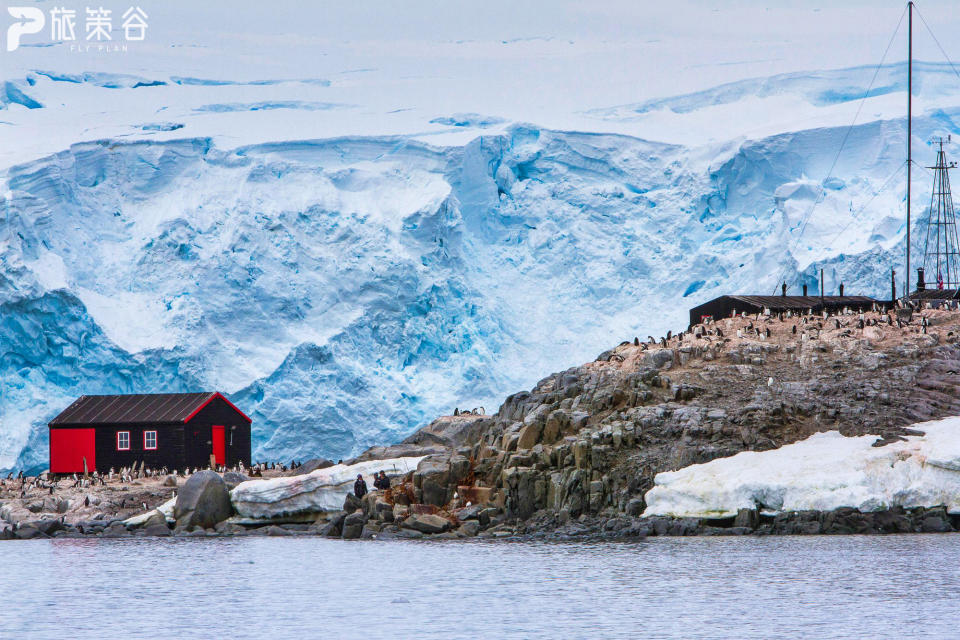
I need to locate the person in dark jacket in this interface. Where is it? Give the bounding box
[373,470,390,490]
[354,473,367,498]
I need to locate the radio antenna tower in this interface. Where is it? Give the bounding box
[921,137,960,291]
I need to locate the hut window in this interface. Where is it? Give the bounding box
[144,430,157,450]
[117,431,130,451]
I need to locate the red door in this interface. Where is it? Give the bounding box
[212,425,225,466]
[50,428,96,473]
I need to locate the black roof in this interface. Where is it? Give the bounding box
[691,295,879,311]
[49,392,241,426]
[911,289,960,300]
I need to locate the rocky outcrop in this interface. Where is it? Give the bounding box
[387,308,960,534]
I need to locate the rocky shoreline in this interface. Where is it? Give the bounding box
[5,500,959,541]
[6,306,960,541]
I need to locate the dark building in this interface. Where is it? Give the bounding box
[910,267,960,303]
[688,294,881,327]
[48,392,251,475]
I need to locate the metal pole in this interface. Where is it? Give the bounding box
[906,1,913,298]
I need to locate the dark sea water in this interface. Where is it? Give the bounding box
[3,534,960,639]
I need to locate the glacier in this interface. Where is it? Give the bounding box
[2,111,952,473]
[643,417,960,518]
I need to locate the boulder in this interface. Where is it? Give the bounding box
[342,511,367,539]
[733,508,759,529]
[143,523,172,537]
[342,524,363,539]
[625,498,645,517]
[15,525,42,540]
[457,520,480,537]
[344,511,367,527]
[162,475,178,487]
[402,513,450,534]
[28,519,64,537]
[456,504,483,521]
[102,522,131,538]
[516,423,542,450]
[265,525,294,536]
[174,470,233,530]
[920,513,952,533]
[139,510,168,530]
[448,455,471,485]
[343,492,362,512]
[319,514,345,538]
[414,457,450,507]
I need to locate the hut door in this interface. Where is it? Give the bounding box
[212,425,225,466]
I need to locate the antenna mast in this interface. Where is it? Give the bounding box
[921,139,960,290]
[906,0,913,297]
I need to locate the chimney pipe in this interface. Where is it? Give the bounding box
[917,267,926,292]
[781,282,787,297]
[803,284,808,296]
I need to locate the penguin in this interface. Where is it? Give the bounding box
[666,330,672,340]
[84,496,90,507]
[765,327,771,338]
[792,325,797,335]
[633,337,640,346]
[660,337,667,347]
[834,319,840,330]
[716,328,723,338]
[454,408,460,416]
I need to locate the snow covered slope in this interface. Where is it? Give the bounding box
[643,417,960,518]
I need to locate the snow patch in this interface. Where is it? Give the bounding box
[230,456,426,517]
[643,417,960,518]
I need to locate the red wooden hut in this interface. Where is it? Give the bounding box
[48,392,251,474]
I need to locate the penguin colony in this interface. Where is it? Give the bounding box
[596,298,958,372]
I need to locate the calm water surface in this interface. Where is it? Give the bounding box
[3,535,960,639]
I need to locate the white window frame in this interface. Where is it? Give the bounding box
[144,430,157,450]
[117,431,130,451]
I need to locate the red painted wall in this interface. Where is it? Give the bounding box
[50,428,97,473]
